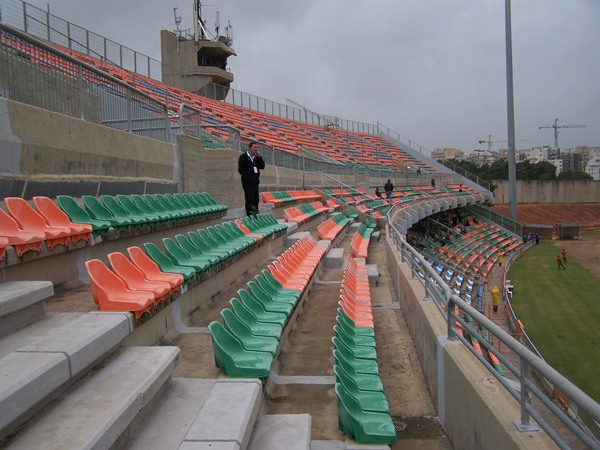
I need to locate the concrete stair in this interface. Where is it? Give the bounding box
[3,345,179,449]
[0,312,131,441]
[0,280,53,337]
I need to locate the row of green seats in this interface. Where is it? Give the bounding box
[57,192,226,236]
[345,209,359,220]
[208,268,303,378]
[299,203,324,218]
[144,222,258,279]
[333,307,396,445]
[272,191,296,203]
[332,212,352,227]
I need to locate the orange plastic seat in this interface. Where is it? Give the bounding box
[33,196,92,244]
[85,259,154,319]
[126,246,184,294]
[0,208,45,256]
[5,197,71,249]
[235,219,263,242]
[107,252,171,305]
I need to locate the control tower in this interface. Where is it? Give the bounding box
[161,1,235,100]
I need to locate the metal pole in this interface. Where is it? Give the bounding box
[505,0,518,220]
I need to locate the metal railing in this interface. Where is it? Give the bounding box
[387,202,600,449]
[0,23,170,142]
[0,0,162,80]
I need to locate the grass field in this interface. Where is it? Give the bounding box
[510,239,600,402]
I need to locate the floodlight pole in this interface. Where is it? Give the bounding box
[505,0,517,220]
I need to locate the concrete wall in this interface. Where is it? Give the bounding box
[493,180,600,204]
[0,99,174,181]
[385,233,556,450]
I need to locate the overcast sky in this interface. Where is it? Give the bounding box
[17,0,600,154]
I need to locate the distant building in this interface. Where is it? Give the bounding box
[549,159,563,177]
[561,151,582,173]
[585,156,600,180]
[528,146,551,161]
[431,147,465,161]
[469,149,496,165]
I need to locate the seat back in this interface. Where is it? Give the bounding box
[82,196,115,221]
[33,196,74,227]
[4,197,48,229]
[0,207,25,234]
[108,252,147,285]
[117,195,144,216]
[56,195,93,223]
[221,308,252,341]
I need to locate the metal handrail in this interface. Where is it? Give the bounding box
[387,201,600,449]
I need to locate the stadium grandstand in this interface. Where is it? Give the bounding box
[0,1,599,449]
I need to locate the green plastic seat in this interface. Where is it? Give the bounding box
[167,193,202,218]
[143,242,196,283]
[174,234,219,267]
[183,193,216,214]
[261,269,301,298]
[333,348,379,376]
[208,321,273,378]
[237,289,287,327]
[154,194,187,220]
[333,365,389,413]
[255,274,299,304]
[101,195,146,230]
[56,195,112,236]
[131,194,171,225]
[196,192,227,212]
[332,336,377,361]
[188,231,230,262]
[118,194,162,227]
[221,309,279,356]
[229,298,283,338]
[247,281,294,315]
[198,228,236,258]
[333,350,383,392]
[210,225,246,252]
[224,221,258,248]
[336,313,375,338]
[334,324,376,349]
[334,383,396,445]
[162,237,211,274]
[82,195,132,233]
[143,194,183,221]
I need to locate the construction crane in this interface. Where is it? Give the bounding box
[478,135,526,153]
[538,118,586,150]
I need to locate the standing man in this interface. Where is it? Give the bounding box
[384,179,394,201]
[555,255,566,270]
[491,285,500,313]
[238,142,265,216]
[561,248,567,264]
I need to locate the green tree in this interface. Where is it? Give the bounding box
[557,171,593,180]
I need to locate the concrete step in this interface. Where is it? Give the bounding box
[0,280,53,337]
[3,345,179,450]
[120,378,264,450]
[122,377,216,450]
[179,379,263,449]
[247,414,311,450]
[0,312,131,441]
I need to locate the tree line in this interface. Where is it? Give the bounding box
[440,158,593,181]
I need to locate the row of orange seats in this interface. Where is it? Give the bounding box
[0,197,92,258]
[85,247,185,320]
[350,225,372,259]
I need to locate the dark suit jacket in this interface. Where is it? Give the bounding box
[238,151,265,185]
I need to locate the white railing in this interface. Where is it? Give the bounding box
[387,201,600,449]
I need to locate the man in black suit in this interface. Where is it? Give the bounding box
[238,142,266,216]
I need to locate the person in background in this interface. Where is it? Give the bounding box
[556,255,566,270]
[375,187,382,198]
[491,285,500,313]
[238,142,265,216]
[384,179,394,201]
[561,248,567,264]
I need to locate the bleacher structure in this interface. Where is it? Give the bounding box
[1,13,595,450]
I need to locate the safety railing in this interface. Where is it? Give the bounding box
[0,0,162,80]
[0,23,170,142]
[387,202,600,449]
